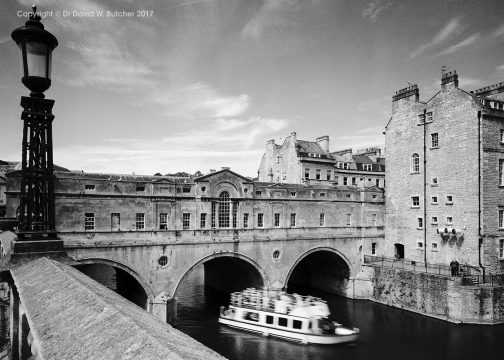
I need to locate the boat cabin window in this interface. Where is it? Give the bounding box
[244,312,259,322]
[266,315,274,325]
[278,317,288,327]
[293,320,303,330]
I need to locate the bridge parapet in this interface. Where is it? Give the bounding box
[8,257,225,360]
[59,226,385,247]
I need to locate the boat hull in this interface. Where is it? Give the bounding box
[219,317,358,345]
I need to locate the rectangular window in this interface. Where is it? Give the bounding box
[326,170,332,180]
[432,196,438,204]
[334,176,339,185]
[274,213,280,227]
[501,129,504,143]
[232,201,238,228]
[417,217,423,229]
[319,192,326,198]
[211,202,216,228]
[182,213,190,229]
[432,243,438,252]
[418,114,425,123]
[159,213,168,230]
[500,159,504,186]
[255,190,262,196]
[363,164,372,171]
[182,186,190,193]
[290,191,296,197]
[136,213,145,230]
[316,169,321,180]
[293,320,303,329]
[371,242,377,255]
[85,184,95,191]
[446,216,453,225]
[320,213,325,226]
[304,168,310,179]
[343,177,348,185]
[426,112,433,122]
[266,315,274,325]
[85,213,95,231]
[371,213,377,226]
[499,210,504,228]
[136,185,145,192]
[243,213,249,228]
[245,312,259,322]
[200,213,207,228]
[411,196,420,207]
[431,133,439,148]
[352,177,356,185]
[446,195,453,204]
[376,179,380,187]
[417,241,424,249]
[432,216,438,225]
[278,317,288,327]
[258,213,264,227]
[500,239,504,259]
[432,177,438,186]
[346,214,352,226]
[290,213,296,227]
[111,213,120,231]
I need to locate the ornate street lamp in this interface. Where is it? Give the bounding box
[11,5,58,239]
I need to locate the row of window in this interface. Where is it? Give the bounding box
[411,195,453,207]
[334,176,383,188]
[84,183,192,193]
[304,168,380,182]
[83,212,379,231]
[415,216,454,228]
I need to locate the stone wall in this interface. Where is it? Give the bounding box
[365,266,504,324]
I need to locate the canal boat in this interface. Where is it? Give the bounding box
[219,288,359,345]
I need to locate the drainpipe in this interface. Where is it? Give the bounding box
[423,108,427,265]
[477,110,486,281]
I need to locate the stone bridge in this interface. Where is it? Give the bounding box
[61,226,383,319]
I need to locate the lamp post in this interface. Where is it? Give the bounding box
[11,5,58,240]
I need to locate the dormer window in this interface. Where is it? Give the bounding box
[363,164,372,171]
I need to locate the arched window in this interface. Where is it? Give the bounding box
[218,191,231,228]
[411,153,420,173]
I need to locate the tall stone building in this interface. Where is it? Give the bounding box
[385,69,504,274]
[258,132,385,188]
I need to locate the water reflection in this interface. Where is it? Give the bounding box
[175,268,504,360]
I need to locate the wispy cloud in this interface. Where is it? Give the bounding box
[434,33,480,56]
[54,116,290,175]
[410,17,463,58]
[362,1,391,23]
[497,64,504,76]
[242,0,320,40]
[148,82,250,119]
[492,23,504,38]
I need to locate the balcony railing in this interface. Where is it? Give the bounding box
[363,255,481,278]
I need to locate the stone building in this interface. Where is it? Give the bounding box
[4,168,384,235]
[257,132,385,188]
[385,69,504,274]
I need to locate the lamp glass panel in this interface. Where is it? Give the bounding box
[25,41,48,78]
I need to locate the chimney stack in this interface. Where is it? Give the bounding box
[316,135,330,153]
[441,67,458,89]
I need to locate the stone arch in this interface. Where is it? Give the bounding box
[211,181,240,198]
[172,252,269,297]
[284,247,353,295]
[74,258,155,299]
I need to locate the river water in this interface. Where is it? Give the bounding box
[174,269,503,360]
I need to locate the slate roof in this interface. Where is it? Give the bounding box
[10,257,225,360]
[54,171,194,184]
[0,161,69,173]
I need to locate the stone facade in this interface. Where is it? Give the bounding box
[5,169,384,234]
[258,132,385,188]
[385,69,504,274]
[369,266,504,324]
